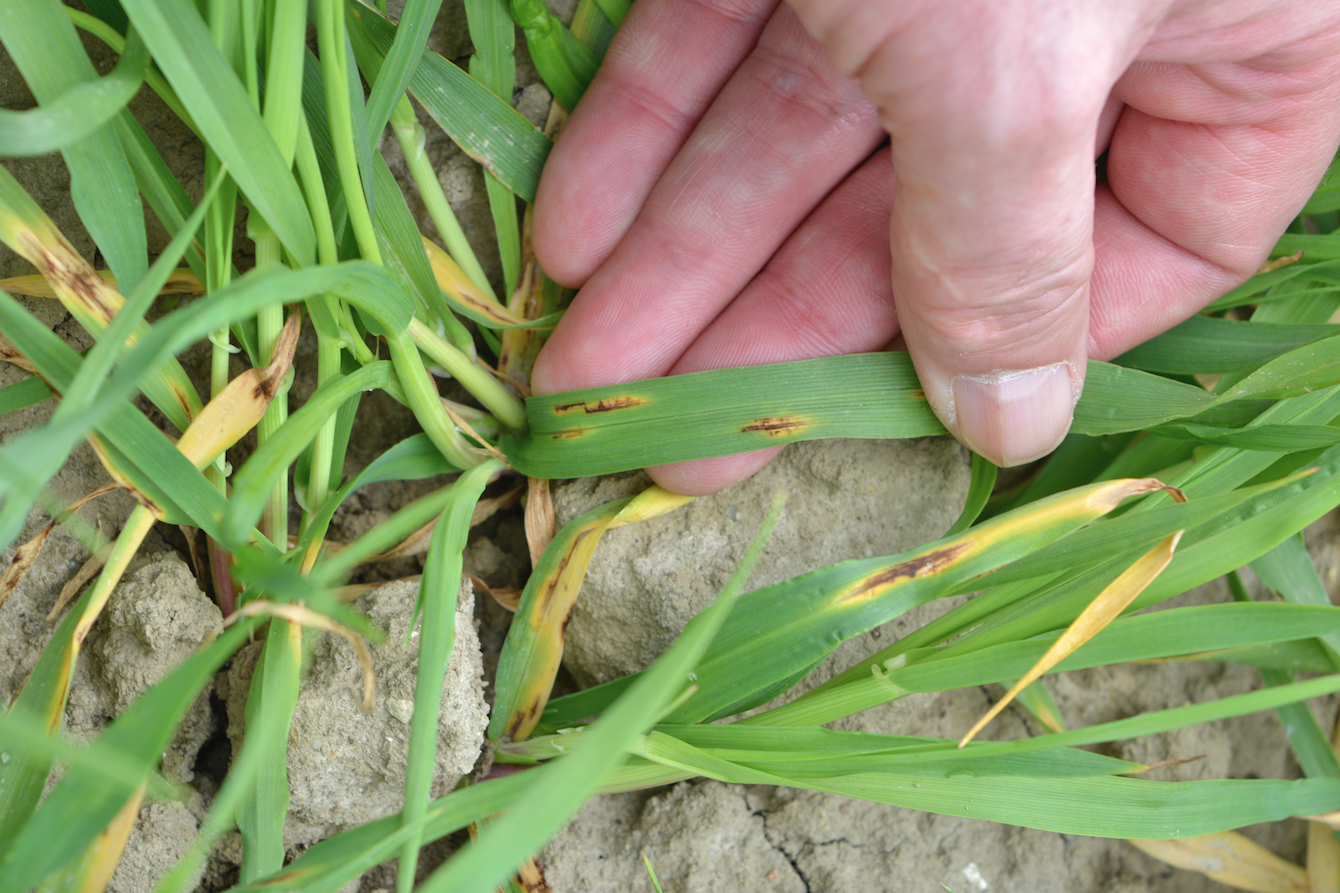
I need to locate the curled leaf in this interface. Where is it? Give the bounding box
[214,600,376,713]
[961,523,1184,747]
[491,485,696,741]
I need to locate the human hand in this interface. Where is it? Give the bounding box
[530,0,1340,495]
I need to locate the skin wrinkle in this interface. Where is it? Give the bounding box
[1086,186,1246,359]
[1119,53,1340,123]
[675,0,779,31]
[746,43,873,131]
[1140,2,1340,60]
[1110,117,1323,273]
[895,215,1094,312]
[669,149,898,373]
[919,295,1085,362]
[537,11,887,391]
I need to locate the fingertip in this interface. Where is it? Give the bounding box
[646,448,786,497]
[947,362,1081,468]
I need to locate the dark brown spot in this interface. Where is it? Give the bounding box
[741,416,810,437]
[552,396,648,415]
[836,542,971,606]
[505,700,543,740]
[67,269,112,320]
[559,606,574,638]
[908,389,926,400]
[23,236,118,323]
[533,556,568,616]
[253,368,282,401]
[174,387,196,421]
[551,428,588,440]
[132,491,164,517]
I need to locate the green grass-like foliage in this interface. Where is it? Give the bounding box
[1,0,1340,890]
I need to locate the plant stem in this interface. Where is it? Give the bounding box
[318,0,381,265]
[387,330,484,469]
[253,216,289,548]
[408,317,527,432]
[390,96,496,302]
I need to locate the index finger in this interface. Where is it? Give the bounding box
[533,0,779,286]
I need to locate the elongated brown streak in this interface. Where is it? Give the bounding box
[551,395,649,415]
[835,542,971,607]
[741,416,810,437]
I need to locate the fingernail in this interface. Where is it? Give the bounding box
[951,364,1077,467]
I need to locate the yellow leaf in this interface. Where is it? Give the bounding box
[960,525,1183,746]
[0,267,203,299]
[422,235,525,327]
[501,485,695,741]
[73,783,144,893]
[1131,833,1308,893]
[175,308,300,470]
[1308,820,1340,893]
[525,476,554,569]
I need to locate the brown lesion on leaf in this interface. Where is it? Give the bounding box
[503,699,544,741]
[173,385,197,421]
[20,234,119,324]
[456,289,511,323]
[252,308,303,402]
[129,489,165,519]
[551,395,649,415]
[907,389,926,400]
[742,416,810,437]
[551,428,588,440]
[533,525,599,617]
[256,871,305,886]
[64,264,114,322]
[0,334,40,376]
[835,542,971,606]
[533,552,571,617]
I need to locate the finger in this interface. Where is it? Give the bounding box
[647,148,899,494]
[532,5,885,396]
[532,0,779,286]
[791,0,1154,467]
[1090,44,1340,357]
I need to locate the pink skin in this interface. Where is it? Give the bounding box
[531,0,1340,495]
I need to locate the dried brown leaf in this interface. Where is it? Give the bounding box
[46,535,112,621]
[175,308,300,470]
[215,600,375,712]
[0,522,53,611]
[525,477,554,569]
